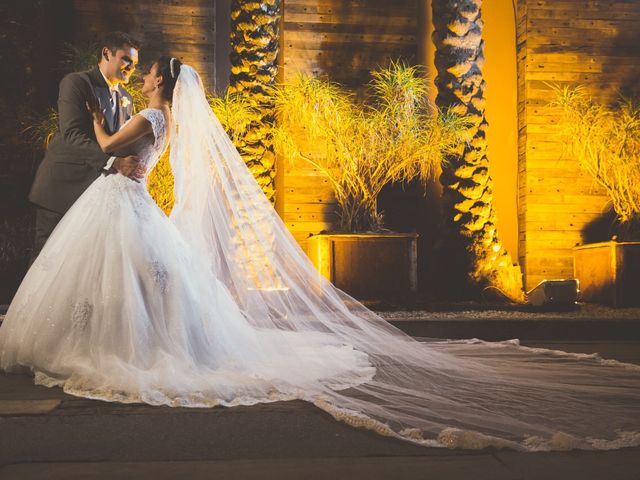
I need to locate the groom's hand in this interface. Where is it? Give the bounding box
[114,155,143,182]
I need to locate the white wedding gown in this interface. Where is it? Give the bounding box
[0,108,373,407]
[1,66,639,451]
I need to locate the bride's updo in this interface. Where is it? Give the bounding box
[156,56,182,101]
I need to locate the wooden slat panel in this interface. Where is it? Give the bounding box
[281,0,418,244]
[72,0,216,90]
[517,0,640,289]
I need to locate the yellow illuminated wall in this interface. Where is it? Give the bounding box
[515,0,640,289]
[482,0,519,266]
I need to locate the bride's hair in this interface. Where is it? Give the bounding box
[155,56,182,101]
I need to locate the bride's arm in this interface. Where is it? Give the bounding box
[89,105,153,153]
[93,116,153,154]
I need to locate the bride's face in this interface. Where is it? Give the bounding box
[141,63,161,98]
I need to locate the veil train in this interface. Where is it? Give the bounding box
[169,65,640,451]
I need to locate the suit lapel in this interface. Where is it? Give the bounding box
[86,67,117,134]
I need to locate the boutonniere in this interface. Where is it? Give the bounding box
[120,96,131,109]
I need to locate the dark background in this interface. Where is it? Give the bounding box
[0,1,79,302]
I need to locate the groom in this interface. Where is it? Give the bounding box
[29,31,143,258]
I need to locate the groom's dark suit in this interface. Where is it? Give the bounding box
[29,67,133,258]
[30,67,133,215]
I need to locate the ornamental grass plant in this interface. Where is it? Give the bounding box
[553,85,640,238]
[273,62,468,233]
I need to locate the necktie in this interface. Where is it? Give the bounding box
[110,88,120,128]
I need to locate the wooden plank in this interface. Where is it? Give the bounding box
[285,176,332,188]
[524,203,609,216]
[286,0,416,7]
[529,1,640,11]
[284,167,329,177]
[284,30,417,45]
[159,0,215,6]
[522,220,596,232]
[524,257,576,269]
[285,40,415,54]
[520,248,580,258]
[80,26,215,46]
[286,222,335,235]
[284,203,338,214]
[525,69,638,83]
[520,172,596,185]
[138,42,216,55]
[285,193,336,204]
[74,1,214,18]
[132,22,215,36]
[284,12,415,27]
[285,3,415,18]
[526,53,639,67]
[528,18,640,30]
[522,212,607,225]
[285,212,339,223]
[285,51,412,72]
[523,257,574,269]
[521,229,584,240]
[286,183,334,193]
[284,20,415,35]
[528,44,640,57]
[523,193,608,206]
[523,177,599,191]
[529,9,639,21]
[521,239,582,250]
[521,167,591,179]
[75,10,204,26]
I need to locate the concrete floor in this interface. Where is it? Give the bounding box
[1,312,639,479]
[1,369,640,480]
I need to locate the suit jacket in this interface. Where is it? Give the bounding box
[29,67,134,214]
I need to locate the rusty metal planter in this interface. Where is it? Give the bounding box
[573,241,640,307]
[307,233,418,299]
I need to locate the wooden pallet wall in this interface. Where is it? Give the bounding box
[517,0,640,290]
[71,0,216,90]
[280,0,419,250]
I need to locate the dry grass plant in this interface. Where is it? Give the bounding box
[553,85,640,228]
[273,62,467,232]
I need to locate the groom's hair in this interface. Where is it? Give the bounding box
[98,31,141,58]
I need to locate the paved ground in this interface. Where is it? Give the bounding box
[1,308,639,479]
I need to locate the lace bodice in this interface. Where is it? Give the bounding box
[129,108,167,176]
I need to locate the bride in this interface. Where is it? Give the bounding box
[1,57,639,451]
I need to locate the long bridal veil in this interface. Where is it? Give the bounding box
[169,65,640,451]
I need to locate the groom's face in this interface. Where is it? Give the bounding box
[102,45,139,84]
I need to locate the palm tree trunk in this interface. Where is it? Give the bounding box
[229,0,281,203]
[432,0,522,300]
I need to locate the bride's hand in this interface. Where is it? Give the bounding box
[86,98,105,126]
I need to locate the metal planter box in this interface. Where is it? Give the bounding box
[307,233,418,299]
[573,241,640,307]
